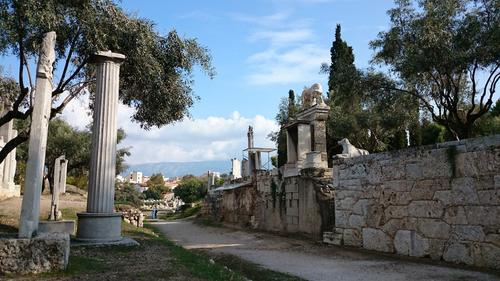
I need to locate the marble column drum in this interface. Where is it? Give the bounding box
[76,51,125,243]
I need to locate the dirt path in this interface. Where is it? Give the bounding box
[152,220,500,281]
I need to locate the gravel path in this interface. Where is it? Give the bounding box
[153,219,500,281]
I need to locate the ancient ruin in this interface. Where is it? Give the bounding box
[19,31,57,239]
[0,102,20,200]
[76,51,126,243]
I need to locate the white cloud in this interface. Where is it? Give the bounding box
[239,12,328,85]
[61,95,279,165]
[118,108,278,164]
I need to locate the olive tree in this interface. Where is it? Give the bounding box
[0,0,214,162]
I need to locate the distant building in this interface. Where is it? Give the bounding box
[128,171,143,184]
[116,175,125,182]
[142,175,150,184]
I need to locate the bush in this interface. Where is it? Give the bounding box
[115,183,144,207]
[174,175,206,203]
[143,184,171,200]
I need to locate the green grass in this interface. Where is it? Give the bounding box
[60,208,78,220]
[194,217,223,228]
[159,205,202,221]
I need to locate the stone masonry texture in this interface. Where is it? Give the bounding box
[331,134,500,270]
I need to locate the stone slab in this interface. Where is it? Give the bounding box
[38,220,75,235]
[0,233,69,274]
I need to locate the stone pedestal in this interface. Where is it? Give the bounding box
[76,51,125,243]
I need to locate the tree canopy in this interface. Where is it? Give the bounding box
[0,0,215,162]
[173,175,206,204]
[370,0,500,139]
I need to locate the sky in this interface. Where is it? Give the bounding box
[0,0,397,165]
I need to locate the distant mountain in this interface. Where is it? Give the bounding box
[123,160,231,178]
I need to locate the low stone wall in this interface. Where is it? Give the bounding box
[0,233,70,274]
[330,135,500,269]
[121,209,144,227]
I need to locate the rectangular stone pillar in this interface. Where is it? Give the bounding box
[19,31,57,238]
[59,158,68,194]
[49,156,64,221]
[76,51,125,243]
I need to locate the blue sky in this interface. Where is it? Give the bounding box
[119,0,395,119]
[0,0,397,166]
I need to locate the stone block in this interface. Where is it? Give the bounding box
[417,218,450,239]
[408,200,444,218]
[348,214,365,229]
[485,234,500,247]
[362,228,393,253]
[385,205,408,219]
[443,206,468,225]
[381,180,410,192]
[337,197,357,210]
[383,217,417,237]
[406,163,423,180]
[478,243,500,269]
[323,231,342,245]
[381,165,405,180]
[335,210,350,228]
[394,230,429,257]
[410,179,447,200]
[351,199,369,215]
[464,206,500,226]
[477,190,500,205]
[433,178,479,206]
[495,175,500,189]
[364,203,385,227]
[38,220,75,235]
[0,233,70,274]
[450,225,485,242]
[361,185,381,199]
[428,239,446,260]
[343,228,362,247]
[443,242,474,265]
[380,190,412,206]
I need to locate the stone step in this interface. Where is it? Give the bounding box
[323,231,342,245]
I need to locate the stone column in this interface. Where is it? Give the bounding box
[8,129,18,185]
[0,103,13,189]
[49,156,63,221]
[19,31,56,238]
[76,51,125,243]
[59,158,68,194]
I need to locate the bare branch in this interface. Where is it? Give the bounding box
[0,131,29,164]
[56,30,81,92]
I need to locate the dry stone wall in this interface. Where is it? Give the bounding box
[330,135,500,269]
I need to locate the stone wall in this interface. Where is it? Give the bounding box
[0,233,70,274]
[330,135,500,269]
[205,170,334,239]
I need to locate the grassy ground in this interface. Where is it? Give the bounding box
[0,200,303,281]
[159,204,202,221]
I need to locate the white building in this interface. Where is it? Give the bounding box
[230,158,241,180]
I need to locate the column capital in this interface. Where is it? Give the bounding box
[90,51,126,64]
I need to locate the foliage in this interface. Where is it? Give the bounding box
[143,184,171,200]
[115,182,144,207]
[321,24,360,107]
[15,118,129,190]
[421,121,446,145]
[0,0,215,163]
[160,205,202,221]
[147,173,165,186]
[370,0,500,139]
[322,25,418,155]
[269,90,299,168]
[174,175,206,203]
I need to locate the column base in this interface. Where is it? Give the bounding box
[76,212,122,243]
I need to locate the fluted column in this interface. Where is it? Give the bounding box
[76,51,125,243]
[86,51,124,213]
